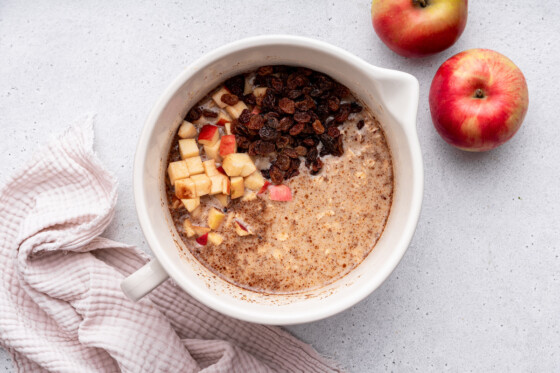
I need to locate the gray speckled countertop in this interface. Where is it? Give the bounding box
[1,1,559,371]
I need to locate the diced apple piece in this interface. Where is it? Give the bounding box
[217,166,226,175]
[175,178,196,199]
[181,197,200,212]
[183,219,196,238]
[211,87,230,108]
[167,160,189,185]
[193,226,211,237]
[204,139,221,162]
[198,125,220,146]
[185,156,204,175]
[230,176,244,199]
[225,101,248,119]
[215,111,232,127]
[243,77,252,95]
[208,232,224,246]
[219,135,237,157]
[269,185,292,201]
[222,176,231,195]
[234,221,252,236]
[253,87,268,98]
[178,139,199,159]
[222,153,257,177]
[196,233,208,245]
[224,122,232,135]
[242,191,257,202]
[191,174,211,197]
[244,170,265,191]
[215,194,229,207]
[170,196,182,209]
[209,175,226,195]
[178,121,197,139]
[203,159,219,177]
[258,180,271,194]
[208,208,226,230]
[190,206,202,218]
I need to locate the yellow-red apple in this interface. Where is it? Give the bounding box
[371,0,467,58]
[429,49,529,151]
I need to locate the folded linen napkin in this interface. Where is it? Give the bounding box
[0,119,341,373]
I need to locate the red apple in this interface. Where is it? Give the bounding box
[429,49,529,151]
[195,233,208,245]
[258,181,270,195]
[219,135,237,157]
[215,111,231,126]
[269,185,292,201]
[198,125,219,146]
[371,0,468,58]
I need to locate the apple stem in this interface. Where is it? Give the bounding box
[474,89,485,99]
[414,0,428,7]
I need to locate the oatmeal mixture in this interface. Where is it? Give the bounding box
[166,65,393,294]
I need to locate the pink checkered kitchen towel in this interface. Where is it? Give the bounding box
[0,119,342,373]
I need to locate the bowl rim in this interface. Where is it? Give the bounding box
[133,34,423,324]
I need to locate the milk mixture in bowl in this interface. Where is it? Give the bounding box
[166,65,393,294]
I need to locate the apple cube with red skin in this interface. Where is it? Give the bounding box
[178,121,197,139]
[203,159,219,177]
[269,185,292,201]
[258,181,271,194]
[181,197,200,212]
[167,160,189,185]
[196,233,208,245]
[222,153,256,177]
[215,111,232,127]
[184,156,204,175]
[230,176,244,199]
[211,87,230,108]
[183,219,196,238]
[178,139,199,159]
[204,139,221,162]
[215,194,229,207]
[198,125,220,146]
[244,170,265,191]
[208,208,226,230]
[225,101,248,119]
[219,135,237,157]
[175,178,196,199]
[234,221,252,236]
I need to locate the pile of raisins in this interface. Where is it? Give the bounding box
[188,65,363,185]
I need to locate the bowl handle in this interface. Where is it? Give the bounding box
[120,259,169,301]
[368,68,420,131]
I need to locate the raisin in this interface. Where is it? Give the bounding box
[320,147,329,157]
[357,120,365,130]
[303,137,316,147]
[243,93,257,105]
[257,141,276,155]
[270,77,283,94]
[202,109,218,118]
[316,75,334,91]
[269,165,285,184]
[287,90,302,100]
[334,105,350,123]
[262,90,277,110]
[224,75,245,96]
[350,102,363,113]
[287,73,306,89]
[312,119,325,134]
[186,107,202,121]
[278,98,295,114]
[317,104,329,119]
[254,75,267,87]
[238,109,251,124]
[327,96,340,112]
[261,168,270,179]
[236,135,251,149]
[295,95,316,111]
[310,158,323,175]
[320,134,344,156]
[294,112,311,123]
[280,148,297,159]
[297,67,313,76]
[327,126,341,138]
[259,126,278,141]
[221,93,239,106]
[276,135,291,149]
[295,146,308,156]
[257,66,274,76]
[275,154,291,171]
[332,83,350,98]
[248,141,259,156]
[306,147,318,163]
[310,88,322,98]
[278,117,293,132]
[302,86,312,95]
[289,122,305,136]
[248,114,265,130]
